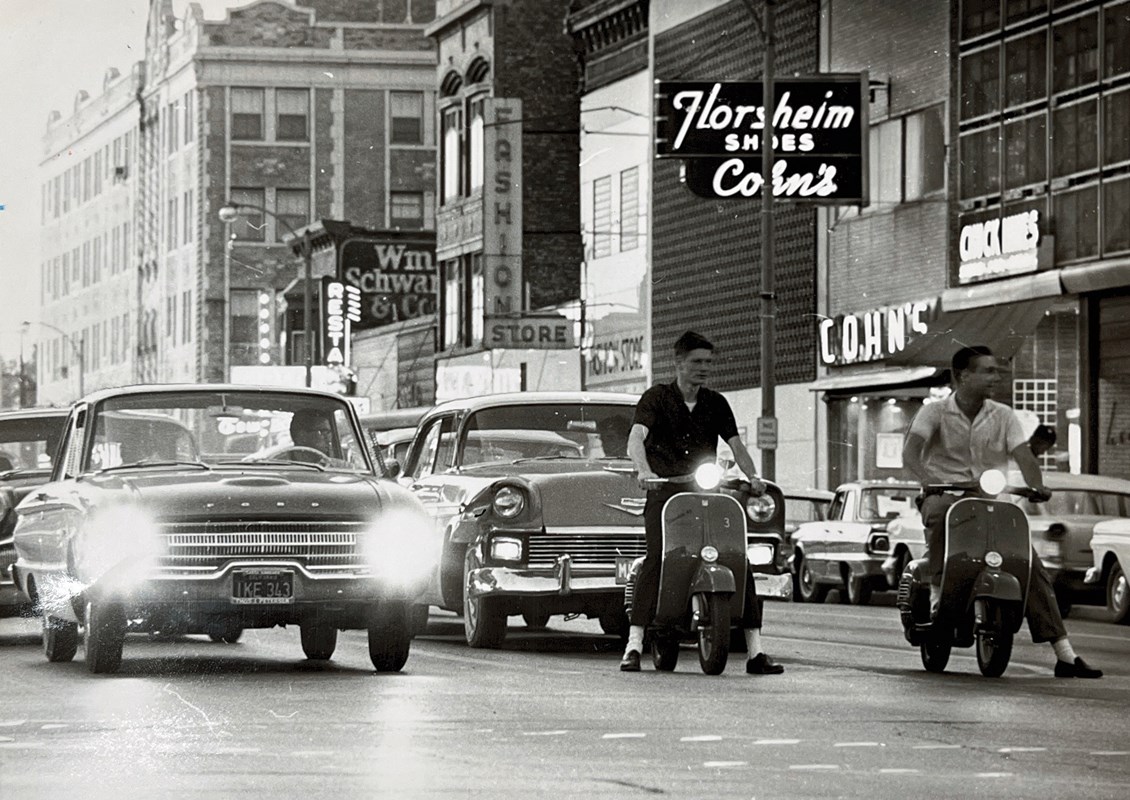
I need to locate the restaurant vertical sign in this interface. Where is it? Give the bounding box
[482,98,523,316]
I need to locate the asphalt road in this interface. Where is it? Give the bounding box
[1,595,1127,800]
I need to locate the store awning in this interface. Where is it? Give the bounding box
[940,270,1063,312]
[1059,257,1130,293]
[885,297,1054,367]
[809,365,941,392]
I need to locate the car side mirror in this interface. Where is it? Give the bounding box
[384,458,401,479]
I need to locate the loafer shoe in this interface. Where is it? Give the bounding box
[746,652,784,675]
[1054,656,1103,679]
[619,650,641,672]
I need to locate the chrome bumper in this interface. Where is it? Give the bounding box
[1084,566,1101,584]
[753,572,792,600]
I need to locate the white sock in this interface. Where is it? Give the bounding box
[745,628,762,656]
[625,625,645,655]
[1052,638,1076,663]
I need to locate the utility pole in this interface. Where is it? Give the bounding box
[758,0,778,481]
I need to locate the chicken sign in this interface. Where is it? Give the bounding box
[655,75,869,205]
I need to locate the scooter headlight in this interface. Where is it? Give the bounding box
[985,551,1003,568]
[700,545,719,563]
[492,486,526,518]
[979,469,1007,496]
[694,463,724,491]
[746,494,776,523]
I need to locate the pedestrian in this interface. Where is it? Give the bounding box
[902,345,1101,678]
[619,330,784,674]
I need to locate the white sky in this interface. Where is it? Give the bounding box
[0,1,244,360]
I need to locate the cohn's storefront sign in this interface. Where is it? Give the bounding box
[655,76,869,204]
[340,234,437,329]
[819,299,937,366]
[959,209,1041,284]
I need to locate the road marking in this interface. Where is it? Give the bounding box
[208,747,262,754]
[880,768,920,774]
[522,730,569,736]
[603,733,647,739]
[754,738,801,745]
[1090,751,1130,756]
[0,741,45,749]
[681,735,723,742]
[834,741,883,748]
[704,761,747,768]
[0,720,27,727]
[789,764,839,771]
[998,747,1046,753]
[41,723,68,730]
[291,750,336,757]
[0,736,12,743]
[913,744,962,750]
[976,772,1014,778]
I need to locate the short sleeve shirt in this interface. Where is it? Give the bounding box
[907,394,1028,483]
[633,381,739,477]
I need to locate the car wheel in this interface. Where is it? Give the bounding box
[598,607,630,640]
[462,550,507,649]
[300,623,338,660]
[845,573,873,606]
[84,600,126,675]
[1108,561,1130,625]
[368,601,411,672]
[42,614,79,663]
[796,554,830,604]
[207,623,243,644]
[521,610,551,630]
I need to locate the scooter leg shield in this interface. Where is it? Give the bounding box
[688,564,737,596]
[972,571,1023,603]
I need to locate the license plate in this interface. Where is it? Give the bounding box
[231,569,294,605]
[615,556,633,585]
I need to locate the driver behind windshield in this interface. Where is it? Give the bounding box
[902,345,1101,679]
[289,409,336,462]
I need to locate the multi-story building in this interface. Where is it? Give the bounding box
[36,66,140,406]
[426,0,583,401]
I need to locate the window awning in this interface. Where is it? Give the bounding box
[940,270,1063,311]
[1059,257,1130,293]
[809,365,940,392]
[885,297,1054,368]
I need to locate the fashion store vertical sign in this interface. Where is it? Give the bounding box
[483,98,523,316]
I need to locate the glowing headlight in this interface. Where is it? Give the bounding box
[77,505,164,585]
[700,545,719,563]
[746,494,776,523]
[694,463,724,490]
[490,536,523,561]
[492,486,525,518]
[979,469,1007,496]
[363,507,440,587]
[746,543,774,566]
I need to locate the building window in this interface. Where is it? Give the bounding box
[183,189,193,244]
[232,88,265,141]
[467,95,485,193]
[442,258,464,349]
[866,119,903,208]
[1052,99,1098,178]
[1053,13,1100,94]
[391,91,424,144]
[1005,0,1046,26]
[1104,89,1130,167]
[229,188,265,242]
[960,126,1001,199]
[1053,184,1099,261]
[620,167,640,251]
[1004,113,1047,189]
[904,105,946,199]
[593,176,612,258]
[961,45,1000,120]
[167,196,179,251]
[390,191,424,229]
[276,89,309,142]
[962,0,1001,39]
[184,91,195,144]
[182,290,192,344]
[275,189,310,242]
[470,253,484,344]
[441,105,463,204]
[1005,30,1047,108]
[1103,176,1130,253]
[230,289,260,366]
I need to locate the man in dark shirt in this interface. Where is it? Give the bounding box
[619,331,784,674]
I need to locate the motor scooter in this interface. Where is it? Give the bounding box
[621,463,760,675]
[896,470,1048,677]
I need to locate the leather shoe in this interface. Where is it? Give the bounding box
[1054,656,1103,679]
[746,652,784,675]
[619,650,641,672]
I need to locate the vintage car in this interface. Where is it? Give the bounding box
[1085,518,1130,624]
[359,407,429,476]
[11,385,434,674]
[790,480,920,605]
[884,471,1130,616]
[1,407,71,617]
[399,392,792,647]
[782,486,834,543]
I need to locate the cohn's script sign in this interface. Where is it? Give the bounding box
[656,76,869,204]
[340,234,437,330]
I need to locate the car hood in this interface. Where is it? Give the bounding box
[83,468,387,520]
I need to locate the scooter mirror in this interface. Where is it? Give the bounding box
[979,469,1007,496]
[694,462,724,490]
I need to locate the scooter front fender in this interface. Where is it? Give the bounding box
[689,563,736,596]
[973,570,1023,603]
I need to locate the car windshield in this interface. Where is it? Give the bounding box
[0,414,67,475]
[459,403,634,466]
[859,487,917,521]
[1025,490,1130,517]
[787,498,830,524]
[85,390,371,474]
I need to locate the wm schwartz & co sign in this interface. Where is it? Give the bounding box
[655,76,869,205]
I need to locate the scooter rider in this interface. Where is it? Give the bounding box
[902,345,1101,679]
[619,330,785,675]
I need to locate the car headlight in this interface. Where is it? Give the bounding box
[694,463,724,491]
[747,543,775,566]
[746,494,776,523]
[77,505,164,588]
[490,536,523,561]
[867,533,890,554]
[492,486,526,518]
[363,506,439,587]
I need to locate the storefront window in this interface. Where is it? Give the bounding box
[1097,293,1130,480]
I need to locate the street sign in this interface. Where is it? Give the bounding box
[756,416,778,450]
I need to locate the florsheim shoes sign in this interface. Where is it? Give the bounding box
[655,75,869,205]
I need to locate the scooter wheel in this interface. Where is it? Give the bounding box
[976,631,1013,678]
[921,640,951,673]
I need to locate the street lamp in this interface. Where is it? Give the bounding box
[217,201,314,388]
[23,320,83,399]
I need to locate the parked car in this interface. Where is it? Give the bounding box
[790,480,920,605]
[11,385,434,674]
[782,487,834,543]
[1085,518,1130,624]
[884,471,1130,617]
[359,407,429,476]
[1,407,70,618]
[399,392,792,647]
